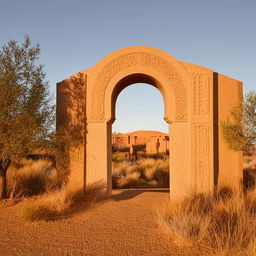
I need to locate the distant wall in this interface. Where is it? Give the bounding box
[112,131,169,154]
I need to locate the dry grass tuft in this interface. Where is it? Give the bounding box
[244,145,256,170]
[22,181,106,221]
[243,145,256,191]
[112,157,169,188]
[159,187,256,255]
[7,159,61,199]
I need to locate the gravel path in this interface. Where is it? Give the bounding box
[0,189,192,256]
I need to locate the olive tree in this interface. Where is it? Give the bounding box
[221,90,256,151]
[0,36,54,199]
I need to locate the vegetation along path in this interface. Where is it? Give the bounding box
[0,189,194,256]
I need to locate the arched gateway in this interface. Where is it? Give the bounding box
[57,46,243,199]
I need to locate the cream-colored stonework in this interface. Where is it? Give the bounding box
[56,46,243,200]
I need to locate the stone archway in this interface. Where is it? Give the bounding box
[57,46,243,200]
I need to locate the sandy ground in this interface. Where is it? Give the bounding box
[0,189,194,256]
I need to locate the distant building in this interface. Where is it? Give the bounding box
[112,130,169,154]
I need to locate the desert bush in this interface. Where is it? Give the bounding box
[22,187,75,221]
[243,145,256,191]
[112,151,169,162]
[22,182,105,221]
[244,145,256,169]
[112,158,169,188]
[137,151,168,160]
[159,187,256,255]
[244,169,256,191]
[7,159,60,199]
[112,152,128,162]
[221,90,256,151]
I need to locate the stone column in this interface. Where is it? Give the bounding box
[169,121,192,200]
[86,121,112,195]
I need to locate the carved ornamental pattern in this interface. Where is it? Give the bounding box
[192,73,213,192]
[89,53,187,122]
[193,124,211,191]
[193,74,210,116]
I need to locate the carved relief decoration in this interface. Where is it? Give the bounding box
[193,124,211,191]
[192,73,212,192]
[193,74,210,116]
[89,53,187,122]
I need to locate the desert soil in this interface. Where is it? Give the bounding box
[0,189,193,256]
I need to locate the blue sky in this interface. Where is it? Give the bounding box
[1,0,255,132]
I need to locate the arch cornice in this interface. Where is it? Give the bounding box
[88,46,190,123]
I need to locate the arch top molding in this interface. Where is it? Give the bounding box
[87,46,191,123]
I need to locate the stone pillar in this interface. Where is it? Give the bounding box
[217,73,243,189]
[86,121,112,195]
[56,72,86,190]
[169,121,192,200]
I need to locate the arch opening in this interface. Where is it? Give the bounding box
[87,48,191,198]
[110,73,167,125]
[110,77,170,191]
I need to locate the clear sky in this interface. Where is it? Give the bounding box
[1,0,255,133]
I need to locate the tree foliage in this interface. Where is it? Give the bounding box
[221,91,256,151]
[0,36,54,199]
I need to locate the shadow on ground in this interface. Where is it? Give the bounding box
[24,186,169,221]
[54,182,108,220]
[111,188,169,201]
[58,188,169,220]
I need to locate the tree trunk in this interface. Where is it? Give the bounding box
[0,170,7,199]
[0,158,11,200]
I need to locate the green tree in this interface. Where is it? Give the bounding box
[221,91,256,150]
[0,36,54,199]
